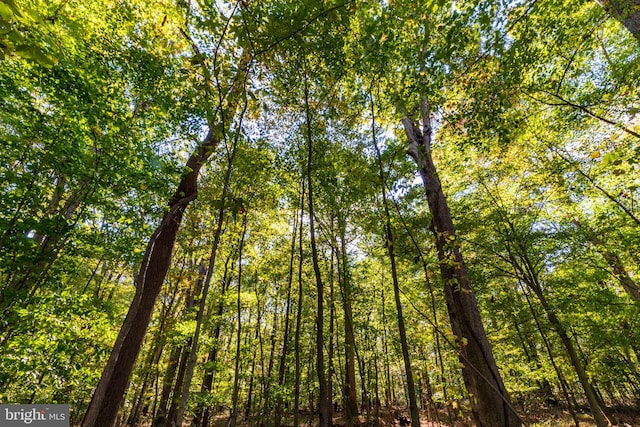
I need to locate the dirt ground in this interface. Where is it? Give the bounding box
[202,405,640,426]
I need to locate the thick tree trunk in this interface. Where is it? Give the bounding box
[82,129,220,427]
[402,99,520,427]
[175,111,245,427]
[596,0,640,38]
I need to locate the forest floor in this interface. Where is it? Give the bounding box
[202,404,640,426]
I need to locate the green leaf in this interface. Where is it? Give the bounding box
[32,48,57,67]
[13,44,36,59]
[0,2,14,21]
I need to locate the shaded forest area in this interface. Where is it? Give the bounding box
[1,0,640,426]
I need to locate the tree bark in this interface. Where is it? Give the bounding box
[274,196,301,427]
[505,241,611,427]
[337,215,359,426]
[380,289,395,408]
[154,346,181,427]
[196,250,234,427]
[293,179,306,427]
[82,128,220,427]
[372,95,420,427]
[229,214,248,427]
[174,101,247,427]
[596,0,640,38]
[521,287,580,427]
[402,98,521,427]
[162,262,206,427]
[303,66,330,427]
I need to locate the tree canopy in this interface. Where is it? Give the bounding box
[1,0,639,426]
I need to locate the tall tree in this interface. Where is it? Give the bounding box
[402,99,521,427]
[371,92,420,427]
[82,56,250,427]
[302,61,331,427]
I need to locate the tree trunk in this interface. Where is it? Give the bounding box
[82,55,248,425]
[274,195,301,427]
[372,95,420,427]
[153,346,181,427]
[196,250,234,427]
[521,287,580,427]
[177,109,245,427]
[303,67,330,427]
[402,98,520,427]
[244,319,259,421]
[162,263,207,427]
[380,289,394,408]
[392,199,443,424]
[229,215,248,427]
[595,0,640,38]
[328,237,335,424]
[261,307,279,424]
[337,215,359,426]
[82,129,219,427]
[501,221,611,427]
[293,179,306,427]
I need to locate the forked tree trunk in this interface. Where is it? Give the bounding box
[174,105,245,427]
[83,61,247,425]
[402,98,521,427]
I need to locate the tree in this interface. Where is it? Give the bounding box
[402,99,521,427]
[371,92,420,427]
[2,0,640,425]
